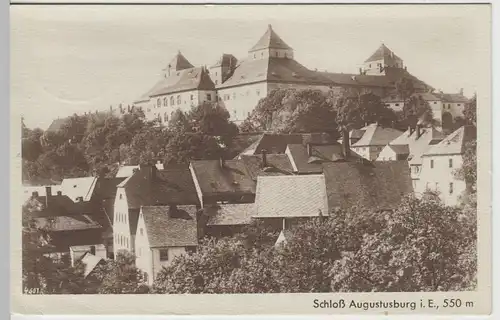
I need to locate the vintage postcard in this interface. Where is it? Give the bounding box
[10,3,492,316]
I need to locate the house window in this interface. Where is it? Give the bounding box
[144,272,148,282]
[215,80,218,85]
[177,95,181,105]
[256,90,260,96]
[140,228,143,236]
[253,53,256,59]
[207,93,212,101]
[457,103,461,106]
[261,52,264,57]
[138,248,141,257]
[412,180,417,189]
[430,159,434,169]
[159,249,169,261]
[369,64,372,68]
[157,98,161,108]
[449,182,454,194]
[433,101,437,104]
[435,182,439,191]
[119,194,122,200]
[190,94,194,101]
[170,96,175,106]
[449,158,453,168]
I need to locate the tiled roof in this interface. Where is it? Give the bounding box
[60,177,98,202]
[134,67,215,103]
[322,161,413,211]
[120,165,199,209]
[423,125,476,157]
[141,205,198,247]
[365,44,402,63]
[388,144,410,155]
[352,123,403,147]
[25,194,92,217]
[249,24,292,52]
[239,154,294,180]
[218,57,332,89]
[435,92,469,103]
[149,67,215,97]
[93,177,126,223]
[79,252,105,278]
[204,203,255,226]
[23,185,63,203]
[32,214,102,231]
[190,160,256,197]
[163,51,194,71]
[239,133,305,155]
[286,143,363,174]
[254,175,329,218]
[387,126,444,165]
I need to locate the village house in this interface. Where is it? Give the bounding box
[113,164,199,255]
[200,203,255,238]
[351,123,404,161]
[417,125,476,206]
[377,125,444,189]
[24,186,105,263]
[135,205,198,285]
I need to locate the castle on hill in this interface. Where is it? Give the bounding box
[132,24,467,128]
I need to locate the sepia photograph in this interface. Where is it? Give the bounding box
[10,3,492,315]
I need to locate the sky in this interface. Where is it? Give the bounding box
[11,4,489,129]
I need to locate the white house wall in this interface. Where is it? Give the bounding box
[134,212,153,285]
[113,188,133,255]
[417,154,465,206]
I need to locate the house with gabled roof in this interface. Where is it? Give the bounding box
[377,125,444,189]
[199,203,255,238]
[113,164,199,255]
[417,125,476,205]
[351,123,403,161]
[135,205,198,285]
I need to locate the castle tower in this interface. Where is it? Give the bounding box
[162,51,194,78]
[248,24,294,60]
[363,43,404,76]
[209,54,238,86]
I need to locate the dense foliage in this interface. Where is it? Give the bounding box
[22,103,239,184]
[152,196,476,293]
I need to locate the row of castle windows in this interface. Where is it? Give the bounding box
[153,93,213,109]
[253,51,290,59]
[222,89,261,101]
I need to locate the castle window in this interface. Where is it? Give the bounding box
[177,95,181,105]
[190,94,194,101]
[163,97,167,106]
[157,98,161,108]
[261,52,264,57]
[256,90,260,96]
[164,112,167,122]
[369,64,372,68]
[253,54,256,59]
[457,103,461,106]
[170,96,175,106]
[215,72,218,76]
[433,101,437,104]
[430,159,434,169]
[395,103,400,107]
[207,93,212,101]
[449,158,453,168]
[233,93,236,100]
[449,182,454,194]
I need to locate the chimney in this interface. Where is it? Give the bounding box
[261,149,268,168]
[57,191,62,196]
[31,191,39,198]
[342,128,351,159]
[459,88,464,95]
[416,124,422,139]
[90,245,96,256]
[408,125,413,136]
[307,143,312,156]
[77,196,84,202]
[45,186,52,208]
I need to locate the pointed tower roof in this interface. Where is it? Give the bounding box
[365,43,402,63]
[163,51,194,71]
[249,24,292,52]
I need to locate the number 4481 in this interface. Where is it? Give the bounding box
[24,287,42,294]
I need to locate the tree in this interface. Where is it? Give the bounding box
[454,139,477,207]
[241,89,338,135]
[93,250,149,294]
[329,196,476,292]
[463,94,477,126]
[400,94,435,128]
